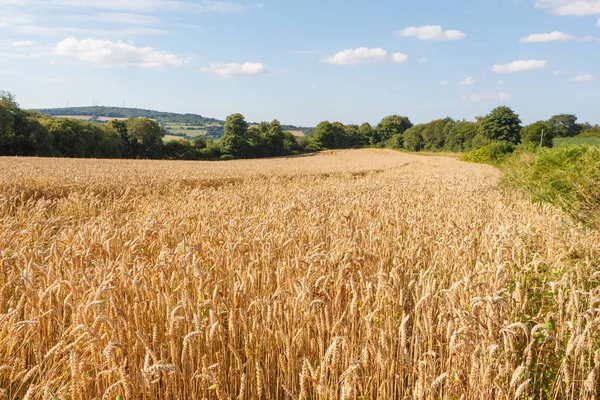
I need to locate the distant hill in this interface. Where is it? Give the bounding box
[37,106,223,126]
[37,106,314,139]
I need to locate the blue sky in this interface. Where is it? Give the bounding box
[0,0,599,126]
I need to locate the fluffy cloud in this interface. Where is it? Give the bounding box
[439,80,450,86]
[459,77,476,85]
[416,58,427,63]
[201,62,267,77]
[570,73,595,82]
[395,25,466,41]
[320,47,408,65]
[461,92,511,102]
[520,31,575,42]
[535,0,600,16]
[53,36,187,68]
[491,59,548,73]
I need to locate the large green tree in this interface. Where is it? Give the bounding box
[0,92,55,156]
[522,121,553,147]
[266,119,286,156]
[478,106,522,144]
[376,115,413,142]
[358,123,374,145]
[547,114,579,138]
[125,117,165,159]
[220,113,250,158]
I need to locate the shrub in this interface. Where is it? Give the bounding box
[460,141,515,164]
[502,145,600,227]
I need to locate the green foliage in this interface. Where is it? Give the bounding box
[554,137,600,148]
[220,113,250,158]
[576,126,600,138]
[446,120,479,152]
[125,117,165,159]
[547,114,579,138]
[420,118,454,150]
[402,125,424,151]
[0,92,56,156]
[521,120,553,148]
[375,115,413,143]
[460,141,516,164]
[478,106,522,144]
[502,145,600,227]
[265,119,286,157]
[358,123,374,145]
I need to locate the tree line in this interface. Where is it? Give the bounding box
[1,91,598,160]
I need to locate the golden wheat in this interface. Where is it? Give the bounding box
[0,149,599,399]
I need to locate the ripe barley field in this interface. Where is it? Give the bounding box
[0,149,599,399]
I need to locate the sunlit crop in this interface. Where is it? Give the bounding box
[1,149,598,399]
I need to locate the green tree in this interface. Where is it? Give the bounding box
[125,117,165,159]
[220,113,250,158]
[478,106,522,144]
[446,120,479,152]
[282,131,300,154]
[0,92,55,156]
[358,123,374,145]
[521,121,553,147]
[310,121,335,150]
[108,119,138,158]
[421,118,454,150]
[548,114,579,138]
[266,119,286,156]
[376,115,413,143]
[403,125,425,151]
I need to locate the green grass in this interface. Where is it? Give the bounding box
[163,123,210,137]
[502,145,600,227]
[554,137,600,148]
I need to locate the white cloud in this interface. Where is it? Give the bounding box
[553,69,568,75]
[520,31,575,43]
[320,47,408,65]
[416,58,427,63]
[201,62,267,77]
[498,80,505,84]
[439,80,449,86]
[53,36,187,68]
[459,76,476,85]
[461,92,511,102]
[492,59,548,73]
[11,40,34,47]
[570,73,595,82]
[535,0,600,16]
[395,25,466,41]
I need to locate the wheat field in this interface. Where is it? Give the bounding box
[1,149,599,399]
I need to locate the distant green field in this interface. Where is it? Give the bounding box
[163,123,210,137]
[163,135,185,142]
[554,137,600,147]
